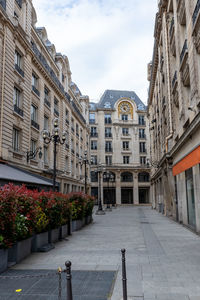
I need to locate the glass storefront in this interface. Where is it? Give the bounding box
[185,168,196,228]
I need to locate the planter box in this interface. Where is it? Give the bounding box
[8,237,32,264]
[72,219,83,232]
[60,224,68,239]
[48,228,60,243]
[85,215,92,225]
[0,249,8,273]
[31,231,49,252]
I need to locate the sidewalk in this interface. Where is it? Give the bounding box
[8,206,200,299]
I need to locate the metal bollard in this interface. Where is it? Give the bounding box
[121,249,127,300]
[65,261,73,300]
[58,267,62,300]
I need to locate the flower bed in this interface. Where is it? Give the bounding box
[0,184,95,261]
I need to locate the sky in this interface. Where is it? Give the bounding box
[32,0,158,104]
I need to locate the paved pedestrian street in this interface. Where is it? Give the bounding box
[2,206,200,300]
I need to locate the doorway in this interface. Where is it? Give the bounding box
[139,188,149,204]
[121,188,133,204]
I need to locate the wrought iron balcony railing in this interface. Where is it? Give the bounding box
[15,64,24,77]
[180,39,187,64]
[32,85,40,97]
[14,104,23,117]
[193,0,200,25]
[31,119,40,130]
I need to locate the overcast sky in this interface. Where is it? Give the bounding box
[32,0,158,104]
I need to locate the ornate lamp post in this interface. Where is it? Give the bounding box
[26,146,42,162]
[96,161,105,215]
[42,118,66,191]
[79,150,91,194]
[103,171,112,211]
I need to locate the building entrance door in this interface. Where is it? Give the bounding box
[185,168,196,228]
[139,188,149,204]
[103,188,116,205]
[121,188,133,204]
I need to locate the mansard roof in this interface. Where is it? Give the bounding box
[96,89,146,111]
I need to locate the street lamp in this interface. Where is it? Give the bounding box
[79,150,91,194]
[95,161,105,215]
[42,118,66,191]
[26,146,42,162]
[103,171,112,211]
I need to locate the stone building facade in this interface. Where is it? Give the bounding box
[89,90,150,205]
[148,0,200,232]
[0,0,90,192]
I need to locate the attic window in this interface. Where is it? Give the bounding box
[110,95,113,99]
[104,102,111,108]
[15,0,22,8]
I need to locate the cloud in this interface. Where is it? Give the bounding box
[32,0,158,103]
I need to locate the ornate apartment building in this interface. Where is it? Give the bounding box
[0,0,90,192]
[148,0,200,231]
[89,90,150,205]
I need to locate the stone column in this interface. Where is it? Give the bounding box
[133,172,139,204]
[116,170,121,205]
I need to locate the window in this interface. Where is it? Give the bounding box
[105,156,112,165]
[76,124,79,136]
[31,105,39,129]
[31,104,37,122]
[71,160,74,176]
[15,50,24,77]
[65,156,69,171]
[139,115,145,125]
[80,128,83,140]
[122,114,128,121]
[123,141,129,150]
[54,98,59,116]
[91,171,98,182]
[30,140,36,159]
[122,128,129,136]
[121,172,133,182]
[91,155,97,165]
[139,128,146,139]
[44,146,48,164]
[123,156,130,164]
[89,113,95,124]
[140,156,146,165]
[71,118,74,132]
[105,127,112,137]
[32,73,40,96]
[65,131,69,149]
[76,142,79,155]
[13,87,21,108]
[12,128,20,152]
[91,140,97,150]
[65,109,69,124]
[15,0,22,8]
[71,138,74,152]
[139,142,146,153]
[105,114,112,124]
[91,127,98,137]
[105,141,112,152]
[44,86,50,107]
[138,172,150,182]
[44,116,49,130]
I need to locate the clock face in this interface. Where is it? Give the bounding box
[120,103,130,113]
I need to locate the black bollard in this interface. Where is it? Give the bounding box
[65,261,73,300]
[121,249,127,300]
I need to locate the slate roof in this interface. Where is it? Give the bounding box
[91,89,146,111]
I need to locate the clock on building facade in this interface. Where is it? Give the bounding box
[118,101,133,118]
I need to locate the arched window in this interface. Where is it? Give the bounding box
[121,172,133,182]
[138,172,150,182]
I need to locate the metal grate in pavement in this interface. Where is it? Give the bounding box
[0,269,116,300]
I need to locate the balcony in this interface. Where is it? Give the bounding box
[0,0,6,10]
[105,133,112,138]
[180,40,190,86]
[177,0,186,25]
[44,98,50,108]
[89,119,95,124]
[31,119,40,130]
[54,108,59,116]
[32,85,40,97]
[139,134,146,140]
[65,119,69,125]
[192,0,200,54]
[105,119,112,124]
[15,64,24,77]
[105,148,113,153]
[14,104,23,117]
[90,133,98,137]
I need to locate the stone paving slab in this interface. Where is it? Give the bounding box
[5,207,200,300]
[0,270,116,299]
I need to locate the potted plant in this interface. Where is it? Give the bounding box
[0,235,8,273]
[31,207,49,252]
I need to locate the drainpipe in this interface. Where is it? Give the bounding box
[163,11,173,153]
[0,24,6,158]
